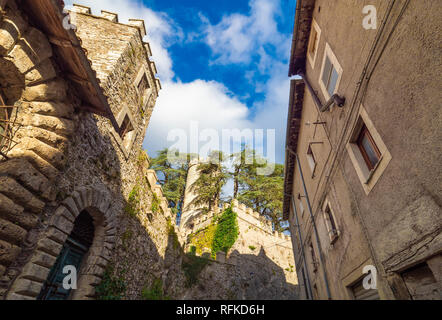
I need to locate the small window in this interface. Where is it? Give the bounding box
[321,56,339,97]
[299,200,305,218]
[306,145,317,174]
[350,277,380,300]
[319,43,343,100]
[357,125,381,171]
[323,202,339,244]
[137,73,150,97]
[307,19,321,68]
[119,114,134,141]
[346,106,392,195]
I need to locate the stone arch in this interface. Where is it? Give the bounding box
[6,186,116,300]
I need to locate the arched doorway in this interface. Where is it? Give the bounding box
[38,211,95,300]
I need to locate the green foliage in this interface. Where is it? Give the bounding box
[124,184,141,217]
[136,149,149,168]
[189,151,228,213]
[211,207,239,258]
[189,246,197,256]
[141,278,170,300]
[189,223,217,256]
[249,245,256,251]
[95,266,126,300]
[150,148,190,215]
[167,218,180,250]
[182,253,210,288]
[151,192,160,214]
[232,147,286,232]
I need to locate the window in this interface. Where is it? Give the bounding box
[299,200,305,218]
[401,257,441,300]
[114,106,137,155]
[119,114,134,141]
[319,43,343,100]
[137,73,150,97]
[306,145,317,174]
[134,67,151,108]
[357,125,381,171]
[350,277,380,300]
[323,201,339,244]
[307,19,321,68]
[346,105,392,194]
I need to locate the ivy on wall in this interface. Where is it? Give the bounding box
[211,206,239,258]
[95,266,127,300]
[141,278,170,300]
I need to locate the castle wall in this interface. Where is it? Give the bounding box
[0,2,185,300]
[183,199,298,299]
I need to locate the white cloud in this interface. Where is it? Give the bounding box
[65,0,182,81]
[200,0,289,68]
[66,0,291,165]
[144,80,253,157]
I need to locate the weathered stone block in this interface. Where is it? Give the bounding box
[22,79,67,102]
[37,237,62,257]
[21,113,74,137]
[21,262,51,283]
[0,11,27,55]
[46,226,69,244]
[30,250,57,269]
[0,158,53,201]
[50,211,74,234]
[24,59,56,85]
[62,197,80,219]
[7,27,52,74]
[9,278,42,297]
[7,292,35,300]
[0,239,21,265]
[0,217,27,245]
[0,176,45,213]
[27,101,74,119]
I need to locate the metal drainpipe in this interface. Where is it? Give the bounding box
[290,195,313,300]
[290,148,332,300]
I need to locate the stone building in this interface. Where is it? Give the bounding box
[283,0,441,300]
[0,1,187,300]
[179,160,299,299]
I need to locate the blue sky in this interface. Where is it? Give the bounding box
[66,0,296,164]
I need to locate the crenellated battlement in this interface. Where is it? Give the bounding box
[70,4,161,92]
[184,199,291,245]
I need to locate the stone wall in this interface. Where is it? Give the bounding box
[0,1,187,300]
[182,200,298,300]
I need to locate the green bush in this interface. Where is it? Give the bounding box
[141,278,170,300]
[249,245,256,251]
[151,192,160,213]
[211,206,239,258]
[95,266,126,300]
[124,184,140,217]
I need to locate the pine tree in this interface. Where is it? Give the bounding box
[189,151,228,214]
[150,148,189,216]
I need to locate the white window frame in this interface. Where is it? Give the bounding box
[110,105,137,158]
[322,199,340,244]
[134,65,152,110]
[346,105,392,195]
[318,43,343,101]
[307,19,321,69]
